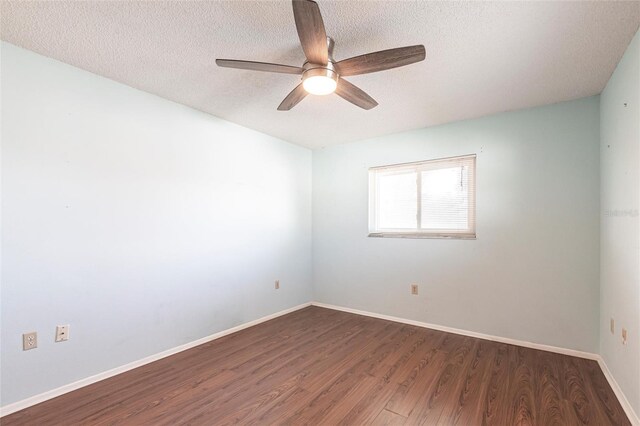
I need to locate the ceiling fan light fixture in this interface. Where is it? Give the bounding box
[303,75,337,95]
[302,67,338,95]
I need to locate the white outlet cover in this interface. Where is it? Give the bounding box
[22,332,37,350]
[55,325,70,342]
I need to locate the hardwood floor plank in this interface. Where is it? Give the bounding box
[410,338,477,425]
[481,342,512,425]
[304,373,380,425]
[207,371,309,425]
[336,377,400,425]
[376,329,445,384]
[384,349,448,417]
[534,351,572,426]
[505,345,538,425]
[2,306,630,426]
[371,408,408,425]
[437,340,495,425]
[562,352,609,425]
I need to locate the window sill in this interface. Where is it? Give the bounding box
[368,232,476,240]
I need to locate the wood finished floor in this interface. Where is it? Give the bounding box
[3,306,630,425]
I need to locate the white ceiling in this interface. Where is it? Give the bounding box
[2,1,639,149]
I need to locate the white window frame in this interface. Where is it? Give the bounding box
[368,154,476,239]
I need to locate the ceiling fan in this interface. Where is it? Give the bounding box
[216,0,426,111]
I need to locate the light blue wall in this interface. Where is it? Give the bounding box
[313,96,601,353]
[1,43,313,406]
[600,29,640,415]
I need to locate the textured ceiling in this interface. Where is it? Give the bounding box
[2,1,639,149]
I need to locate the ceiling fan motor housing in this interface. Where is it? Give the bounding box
[302,36,338,84]
[302,37,339,82]
[302,60,339,85]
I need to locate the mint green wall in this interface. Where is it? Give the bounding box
[313,96,601,354]
[600,29,640,415]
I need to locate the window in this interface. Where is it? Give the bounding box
[368,154,476,239]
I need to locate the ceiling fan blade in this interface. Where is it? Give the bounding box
[216,59,304,75]
[278,84,308,111]
[336,45,426,76]
[292,0,328,65]
[335,79,378,110]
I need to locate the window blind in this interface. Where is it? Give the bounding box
[369,154,476,238]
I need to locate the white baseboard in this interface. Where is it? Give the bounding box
[312,302,639,425]
[597,357,640,425]
[0,302,311,417]
[311,302,599,360]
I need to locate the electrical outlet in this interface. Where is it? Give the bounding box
[23,332,37,351]
[275,280,280,290]
[411,284,419,295]
[622,328,628,345]
[610,318,615,334]
[55,325,70,342]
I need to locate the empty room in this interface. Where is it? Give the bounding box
[1,0,639,424]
